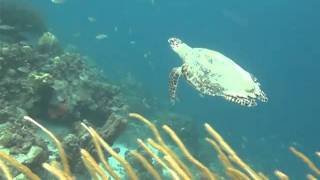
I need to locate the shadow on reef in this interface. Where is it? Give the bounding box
[0,113,318,179]
[0,0,47,42]
[0,32,129,176]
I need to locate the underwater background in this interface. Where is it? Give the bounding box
[1,0,319,179]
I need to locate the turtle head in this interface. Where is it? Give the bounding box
[168,38,183,49]
[168,37,191,61]
[168,37,184,51]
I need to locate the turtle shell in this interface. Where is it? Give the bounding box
[181,48,267,106]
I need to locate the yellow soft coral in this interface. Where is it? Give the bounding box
[0,113,318,180]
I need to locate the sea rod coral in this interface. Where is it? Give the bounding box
[0,113,318,179]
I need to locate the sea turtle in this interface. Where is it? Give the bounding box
[168,37,268,107]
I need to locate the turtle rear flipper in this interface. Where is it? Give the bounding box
[169,66,182,104]
[257,90,268,102]
[223,95,257,107]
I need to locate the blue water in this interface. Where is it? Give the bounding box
[31,0,320,178]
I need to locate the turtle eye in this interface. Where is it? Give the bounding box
[174,39,183,47]
[168,38,175,44]
[169,38,180,46]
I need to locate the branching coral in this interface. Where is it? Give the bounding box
[23,116,73,179]
[289,147,320,177]
[0,113,319,180]
[0,151,40,180]
[0,159,12,179]
[274,170,289,180]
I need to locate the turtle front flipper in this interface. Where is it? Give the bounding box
[169,66,182,104]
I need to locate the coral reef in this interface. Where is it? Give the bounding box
[0,33,129,177]
[0,0,47,42]
[0,113,318,180]
[0,119,48,177]
[0,35,126,123]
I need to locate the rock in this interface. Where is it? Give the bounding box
[24,146,45,165]
[97,113,127,144]
[0,123,14,147]
[14,173,28,180]
[1,47,9,55]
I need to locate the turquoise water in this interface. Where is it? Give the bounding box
[21,0,320,178]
